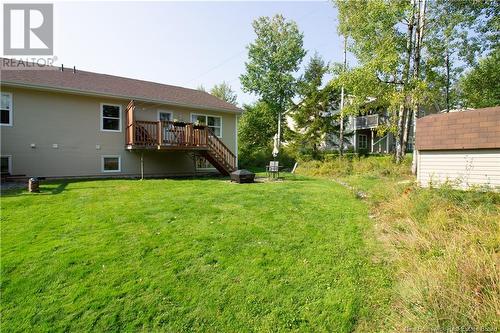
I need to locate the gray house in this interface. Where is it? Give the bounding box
[1,60,242,179]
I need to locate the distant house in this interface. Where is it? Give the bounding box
[415,106,500,190]
[326,108,415,154]
[0,59,242,179]
[346,111,403,154]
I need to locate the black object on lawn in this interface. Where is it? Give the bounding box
[230,169,255,183]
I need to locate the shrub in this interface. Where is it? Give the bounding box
[296,154,412,178]
[238,146,297,170]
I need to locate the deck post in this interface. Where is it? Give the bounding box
[187,123,193,146]
[125,100,136,146]
[157,122,162,146]
[205,126,209,147]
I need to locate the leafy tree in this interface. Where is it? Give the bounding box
[459,49,500,108]
[291,54,341,157]
[210,82,238,105]
[333,0,498,167]
[424,0,499,111]
[238,101,276,153]
[240,14,306,144]
[196,84,206,92]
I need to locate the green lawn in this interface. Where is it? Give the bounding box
[1,175,391,332]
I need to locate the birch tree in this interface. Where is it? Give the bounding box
[333,0,499,167]
[240,14,306,147]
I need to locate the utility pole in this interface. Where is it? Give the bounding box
[339,36,347,157]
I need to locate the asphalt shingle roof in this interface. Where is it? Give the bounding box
[1,59,241,113]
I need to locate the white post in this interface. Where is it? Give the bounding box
[277,111,281,158]
[353,118,357,153]
[371,129,374,153]
[235,115,239,168]
[386,133,390,153]
[412,121,418,174]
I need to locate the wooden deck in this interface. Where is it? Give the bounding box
[124,101,237,175]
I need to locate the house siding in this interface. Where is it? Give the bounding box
[417,149,500,190]
[0,86,237,178]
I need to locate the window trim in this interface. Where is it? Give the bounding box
[100,103,122,132]
[101,155,121,173]
[157,110,173,122]
[190,113,223,138]
[358,134,368,149]
[1,92,13,127]
[1,155,12,174]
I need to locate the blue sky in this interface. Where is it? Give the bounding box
[54,1,350,106]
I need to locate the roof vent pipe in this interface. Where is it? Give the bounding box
[61,64,64,71]
[73,66,76,73]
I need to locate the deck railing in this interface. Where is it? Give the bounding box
[355,114,379,129]
[126,120,210,148]
[207,129,237,171]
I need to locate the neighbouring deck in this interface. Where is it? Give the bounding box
[354,114,379,129]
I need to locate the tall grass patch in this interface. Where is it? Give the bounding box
[296,156,500,331]
[296,155,412,179]
[378,185,499,330]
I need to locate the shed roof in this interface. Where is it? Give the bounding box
[416,106,500,150]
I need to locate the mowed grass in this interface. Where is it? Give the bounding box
[1,175,391,332]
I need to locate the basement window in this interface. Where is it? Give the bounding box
[1,92,12,126]
[195,156,215,170]
[1,156,12,175]
[101,104,122,132]
[101,156,121,172]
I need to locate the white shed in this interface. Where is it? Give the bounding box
[415,106,500,191]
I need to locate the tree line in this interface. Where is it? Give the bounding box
[206,1,499,168]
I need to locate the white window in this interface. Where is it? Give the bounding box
[1,155,12,175]
[1,92,13,126]
[101,155,121,172]
[100,104,122,132]
[191,114,222,137]
[158,110,173,122]
[358,134,368,149]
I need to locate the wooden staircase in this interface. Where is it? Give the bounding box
[203,129,237,176]
[125,100,237,176]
